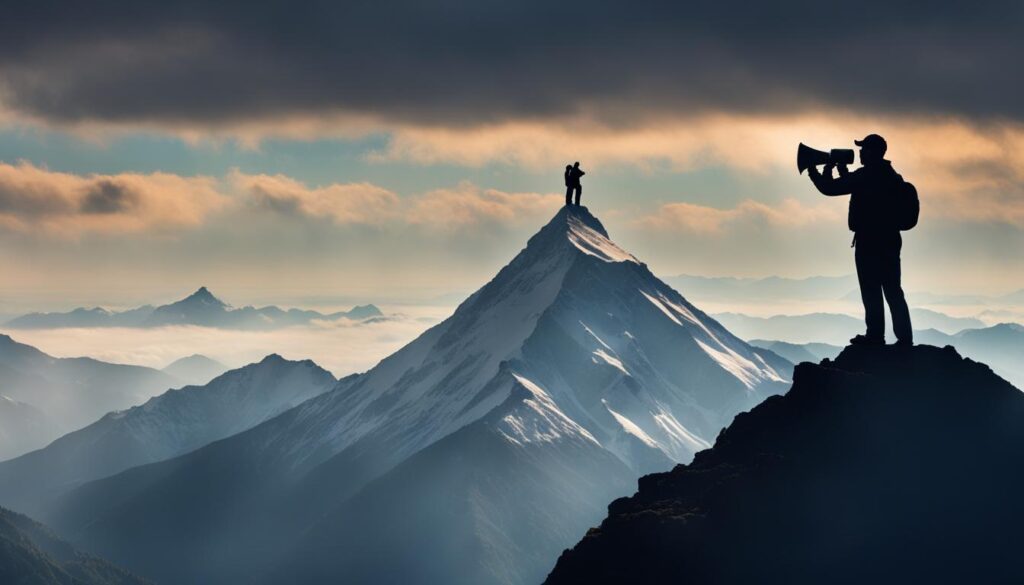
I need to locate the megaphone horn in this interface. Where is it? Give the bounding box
[797,143,830,174]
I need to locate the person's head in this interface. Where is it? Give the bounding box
[855,134,887,165]
[573,161,580,168]
[566,165,572,170]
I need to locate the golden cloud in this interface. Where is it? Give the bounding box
[407,182,562,229]
[230,171,401,225]
[635,198,843,235]
[0,161,226,235]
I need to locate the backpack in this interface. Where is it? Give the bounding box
[894,178,919,231]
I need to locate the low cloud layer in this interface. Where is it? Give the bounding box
[0,2,1020,132]
[0,307,449,377]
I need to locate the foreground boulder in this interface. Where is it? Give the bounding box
[546,344,1024,584]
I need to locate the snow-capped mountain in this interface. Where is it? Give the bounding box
[0,355,338,517]
[3,287,382,330]
[47,207,792,585]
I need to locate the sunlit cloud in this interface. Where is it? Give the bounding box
[634,198,843,235]
[230,172,559,230]
[372,113,1024,229]
[0,161,226,235]
[231,170,401,226]
[408,182,562,229]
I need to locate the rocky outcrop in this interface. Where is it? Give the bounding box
[546,344,1024,585]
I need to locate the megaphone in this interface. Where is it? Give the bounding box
[797,143,855,174]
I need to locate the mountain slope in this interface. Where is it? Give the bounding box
[0,506,148,585]
[0,335,180,459]
[50,206,792,585]
[5,287,382,330]
[277,374,635,585]
[0,397,57,462]
[545,344,1024,584]
[0,355,337,517]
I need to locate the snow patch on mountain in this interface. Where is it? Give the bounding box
[567,213,638,263]
[653,411,713,453]
[604,401,659,448]
[495,374,600,446]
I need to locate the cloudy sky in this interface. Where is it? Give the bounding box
[1,0,1022,314]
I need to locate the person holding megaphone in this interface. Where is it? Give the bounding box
[800,134,919,347]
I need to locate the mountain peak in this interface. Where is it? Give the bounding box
[184,286,225,305]
[546,344,1024,584]
[527,206,637,264]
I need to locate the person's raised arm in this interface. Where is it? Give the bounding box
[808,163,855,196]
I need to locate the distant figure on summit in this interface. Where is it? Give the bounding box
[565,162,585,206]
[805,134,918,347]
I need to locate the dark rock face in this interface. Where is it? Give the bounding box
[546,344,1024,585]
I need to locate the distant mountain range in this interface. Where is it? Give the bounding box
[545,344,1024,584]
[0,506,148,585]
[737,317,1024,391]
[748,340,842,365]
[30,207,792,585]
[4,287,382,330]
[713,308,985,345]
[0,334,181,459]
[0,355,338,517]
[669,273,1024,311]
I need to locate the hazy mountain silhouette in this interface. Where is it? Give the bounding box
[0,355,338,518]
[546,344,1024,584]
[43,207,791,585]
[0,397,57,461]
[0,506,148,585]
[4,287,382,330]
[748,339,842,364]
[160,354,228,385]
[0,335,180,459]
[713,309,985,345]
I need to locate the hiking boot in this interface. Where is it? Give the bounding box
[893,338,914,348]
[850,334,884,346]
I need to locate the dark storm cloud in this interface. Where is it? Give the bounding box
[0,0,1021,126]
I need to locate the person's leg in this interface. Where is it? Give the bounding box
[881,236,913,343]
[574,185,582,206]
[855,241,885,341]
[566,186,572,206]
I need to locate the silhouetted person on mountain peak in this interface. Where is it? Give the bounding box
[565,162,585,206]
[564,165,573,206]
[807,134,914,347]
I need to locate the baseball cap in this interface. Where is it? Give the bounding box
[854,134,887,154]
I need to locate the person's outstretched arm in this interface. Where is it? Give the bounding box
[808,163,855,196]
